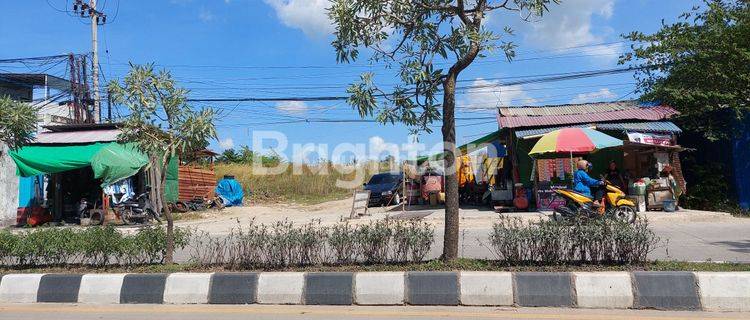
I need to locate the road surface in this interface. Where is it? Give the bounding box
[0,304,747,320]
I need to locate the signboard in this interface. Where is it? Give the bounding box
[536,183,568,211]
[627,132,673,146]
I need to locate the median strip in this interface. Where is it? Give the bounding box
[0,271,746,312]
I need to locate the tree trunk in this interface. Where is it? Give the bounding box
[158,163,175,264]
[441,74,460,261]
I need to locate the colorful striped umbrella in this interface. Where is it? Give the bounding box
[529,128,623,155]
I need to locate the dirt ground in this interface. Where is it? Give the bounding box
[174,198,744,234]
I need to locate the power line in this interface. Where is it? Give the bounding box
[186,65,649,103]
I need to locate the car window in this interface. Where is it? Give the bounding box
[368,174,399,184]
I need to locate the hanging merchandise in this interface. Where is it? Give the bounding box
[103,178,135,204]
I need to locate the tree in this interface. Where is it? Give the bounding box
[108,64,217,263]
[329,0,557,260]
[622,0,749,141]
[622,0,749,210]
[0,95,38,150]
[219,148,241,163]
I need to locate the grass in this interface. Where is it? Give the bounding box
[214,162,387,205]
[3,259,749,274]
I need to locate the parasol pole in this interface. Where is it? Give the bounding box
[570,151,574,184]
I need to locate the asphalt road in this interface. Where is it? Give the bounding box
[1,304,747,320]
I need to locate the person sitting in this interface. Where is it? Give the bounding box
[573,160,604,205]
[605,161,627,192]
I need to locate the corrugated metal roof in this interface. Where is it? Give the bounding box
[597,121,682,133]
[499,100,642,117]
[499,105,678,129]
[33,129,121,144]
[515,121,682,138]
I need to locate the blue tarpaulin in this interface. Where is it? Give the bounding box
[215,177,244,207]
[734,117,750,210]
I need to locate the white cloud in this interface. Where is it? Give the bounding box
[570,88,618,104]
[521,0,619,59]
[462,78,536,108]
[368,136,400,161]
[264,0,333,38]
[276,101,309,114]
[198,8,216,22]
[219,138,235,150]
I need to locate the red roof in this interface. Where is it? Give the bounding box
[498,103,678,129]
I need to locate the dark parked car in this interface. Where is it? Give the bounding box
[364,172,404,206]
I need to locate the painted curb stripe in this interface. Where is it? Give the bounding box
[0,271,748,311]
[209,273,258,305]
[120,274,167,304]
[304,272,354,305]
[0,274,44,303]
[406,272,459,306]
[633,271,701,310]
[37,274,82,303]
[514,272,574,307]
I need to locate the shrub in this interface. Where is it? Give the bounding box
[489,217,660,264]
[186,219,436,268]
[0,225,190,268]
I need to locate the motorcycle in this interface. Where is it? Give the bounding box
[113,191,161,225]
[552,179,637,224]
[77,198,104,226]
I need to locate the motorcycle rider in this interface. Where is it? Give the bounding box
[573,159,604,205]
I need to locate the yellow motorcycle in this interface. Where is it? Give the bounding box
[552,180,637,223]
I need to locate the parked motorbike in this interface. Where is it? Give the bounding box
[113,191,161,225]
[77,198,104,226]
[552,180,637,224]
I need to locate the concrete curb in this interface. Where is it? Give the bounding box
[695,272,750,311]
[0,271,747,311]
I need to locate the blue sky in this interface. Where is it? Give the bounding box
[0,0,699,162]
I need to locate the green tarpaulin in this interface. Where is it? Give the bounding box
[10,142,149,186]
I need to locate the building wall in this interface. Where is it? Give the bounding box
[0,144,19,226]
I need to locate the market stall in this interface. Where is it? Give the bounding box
[496,100,684,211]
[527,128,623,210]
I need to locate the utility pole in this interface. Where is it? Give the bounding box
[72,0,107,123]
[90,0,100,123]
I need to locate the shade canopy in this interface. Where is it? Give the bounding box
[10,142,149,186]
[529,128,622,156]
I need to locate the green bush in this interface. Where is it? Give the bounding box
[489,217,661,264]
[0,226,189,268]
[187,219,435,268]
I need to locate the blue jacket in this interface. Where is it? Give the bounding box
[573,169,601,198]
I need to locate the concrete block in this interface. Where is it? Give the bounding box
[257,272,304,305]
[459,272,513,306]
[633,272,700,310]
[164,273,212,304]
[37,274,82,303]
[695,272,750,311]
[514,272,573,307]
[0,274,44,303]
[209,273,258,305]
[355,272,404,305]
[574,272,633,309]
[406,272,459,306]
[305,272,353,305]
[120,274,167,304]
[78,274,126,304]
